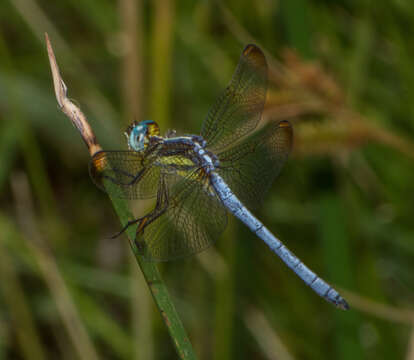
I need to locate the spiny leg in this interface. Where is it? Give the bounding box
[109,217,143,239]
[107,174,170,256]
[102,167,147,188]
[134,176,169,254]
[107,168,161,239]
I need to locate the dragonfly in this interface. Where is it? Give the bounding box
[89,44,349,310]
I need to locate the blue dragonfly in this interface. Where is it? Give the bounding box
[89,45,349,310]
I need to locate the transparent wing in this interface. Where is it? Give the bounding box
[217,120,293,209]
[138,169,228,261]
[201,44,267,151]
[89,151,160,199]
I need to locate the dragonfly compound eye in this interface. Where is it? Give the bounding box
[128,124,147,151]
[126,120,160,152]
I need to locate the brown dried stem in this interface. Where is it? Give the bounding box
[45,33,101,157]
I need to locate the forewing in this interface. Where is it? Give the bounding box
[201,44,268,151]
[139,169,228,261]
[217,120,293,209]
[89,151,160,199]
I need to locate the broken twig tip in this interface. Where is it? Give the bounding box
[45,34,102,156]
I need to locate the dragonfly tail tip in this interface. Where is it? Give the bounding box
[337,298,350,311]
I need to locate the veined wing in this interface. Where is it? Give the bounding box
[217,120,292,209]
[89,151,161,199]
[201,44,267,151]
[137,169,228,261]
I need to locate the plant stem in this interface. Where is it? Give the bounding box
[45,33,197,360]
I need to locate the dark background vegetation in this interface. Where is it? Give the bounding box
[1,0,414,359]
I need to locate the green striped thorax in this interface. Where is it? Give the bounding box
[125,120,160,152]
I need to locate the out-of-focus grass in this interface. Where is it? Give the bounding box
[318,196,363,360]
[0,0,413,359]
[213,221,236,360]
[0,227,46,360]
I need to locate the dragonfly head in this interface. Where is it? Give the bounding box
[125,120,160,151]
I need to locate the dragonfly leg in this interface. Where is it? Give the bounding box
[134,176,169,255]
[109,217,142,239]
[134,217,148,253]
[107,174,170,257]
[102,167,146,187]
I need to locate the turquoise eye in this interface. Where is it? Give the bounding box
[125,119,158,151]
[129,124,147,151]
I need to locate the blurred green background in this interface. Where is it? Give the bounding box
[1,0,414,359]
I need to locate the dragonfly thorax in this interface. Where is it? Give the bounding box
[125,120,160,152]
